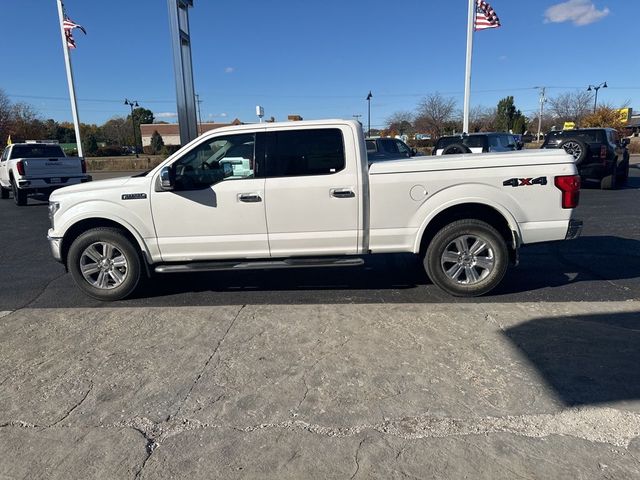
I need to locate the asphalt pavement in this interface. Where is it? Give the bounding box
[0,164,639,310]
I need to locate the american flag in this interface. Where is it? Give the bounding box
[475,0,501,31]
[63,16,86,49]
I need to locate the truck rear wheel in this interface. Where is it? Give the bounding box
[424,219,508,297]
[11,179,27,206]
[67,227,142,301]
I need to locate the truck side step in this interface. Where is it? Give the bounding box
[154,257,365,274]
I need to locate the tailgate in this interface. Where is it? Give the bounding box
[22,157,84,178]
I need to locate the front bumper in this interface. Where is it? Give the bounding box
[47,234,63,262]
[565,219,583,240]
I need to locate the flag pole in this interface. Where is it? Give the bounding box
[462,0,475,134]
[56,0,83,157]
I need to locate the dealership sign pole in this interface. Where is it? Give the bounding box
[462,0,475,134]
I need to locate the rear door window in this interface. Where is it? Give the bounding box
[395,139,410,155]
[379,139,399,154]
[365,140,378,152]
[265,128,345,177]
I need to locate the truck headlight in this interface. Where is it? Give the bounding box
[48,201,60,227]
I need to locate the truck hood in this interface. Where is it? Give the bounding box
[50,176,133,200]
[369,149,574,175]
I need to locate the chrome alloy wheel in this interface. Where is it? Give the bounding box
[561,141,582,160]
[79,242,128,289]
[440,235,495,285]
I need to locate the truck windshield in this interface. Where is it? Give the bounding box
[11,145,65,158]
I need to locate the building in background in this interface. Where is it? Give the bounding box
[140,119,244,147]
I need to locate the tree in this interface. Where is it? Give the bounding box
[495,96,527,133]
[0,89,12,144]
[101,117,133,146]
[131,107,154,126]
[469,106,496,132]
[548,91,593,127]
[82,133,99,156]
[582,104,628,134]
[150,130,164,154]
[414,93,457,139]
[386,111,414,136]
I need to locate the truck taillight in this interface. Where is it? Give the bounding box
[600,145,607,160]
[554,175,580,209]
[16,160,25,176]
[81,159,87,173]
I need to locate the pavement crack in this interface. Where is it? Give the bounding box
[174,305,245,418]
[50,383,93,427]
[15,272,67,311]
[350,438,366,480]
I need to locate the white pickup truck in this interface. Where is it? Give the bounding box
[47,120,582,301]
[0,142,91,205]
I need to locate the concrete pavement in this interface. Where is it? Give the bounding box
[1,302,639,479]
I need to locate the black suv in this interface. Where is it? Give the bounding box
[541,128,630,189]
[432,133,521,155]
[366,137,418,162]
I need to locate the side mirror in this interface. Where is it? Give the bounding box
[621,138,630,146]
[160,166,175,191]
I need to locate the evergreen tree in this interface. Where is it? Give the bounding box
[150,130,164,154]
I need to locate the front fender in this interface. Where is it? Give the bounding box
[53,199,159,262]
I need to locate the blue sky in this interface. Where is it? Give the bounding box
[2,0,638,129]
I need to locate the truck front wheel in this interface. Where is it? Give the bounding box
[67,227,142,301]
[424,219,508,297]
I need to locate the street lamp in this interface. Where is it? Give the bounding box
[124,98,139,157]
[366,91,372,137]
[587,82,607,113]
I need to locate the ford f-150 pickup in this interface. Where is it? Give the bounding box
[47,120,582,301]
[0,142,91,205]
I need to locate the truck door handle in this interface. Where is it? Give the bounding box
[330,188,355,199]
[238,193,262,203]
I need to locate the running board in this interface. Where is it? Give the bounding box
[154,257,365,274]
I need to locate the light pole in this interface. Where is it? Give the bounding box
[124,99,139,157]
[534,86,547,142]
[366,91,372,137]
[587,82,607,113]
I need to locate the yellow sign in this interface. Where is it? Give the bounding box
[563,122,575,130]
[618,108,631,123]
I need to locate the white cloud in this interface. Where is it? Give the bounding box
[224,67,235,74]
[544,0,610,26]
[156,112,177,118]
[207,113,228,118]
[498,55,508,61]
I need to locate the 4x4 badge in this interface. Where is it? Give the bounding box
[503,177,547,187]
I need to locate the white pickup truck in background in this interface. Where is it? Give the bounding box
[0,142,91,205]
[47,120,582,301]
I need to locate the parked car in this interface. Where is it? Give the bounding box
[0,142,91,205]
[366,137,418,162]
[48,119,581,301]
[540,128,630,189]
[432,133,520,155]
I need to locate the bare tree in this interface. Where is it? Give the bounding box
[548,91,594,127]
[385,111,414,136]
[414,93,457,139]
[469,105,496,132]
[0,89,13,143]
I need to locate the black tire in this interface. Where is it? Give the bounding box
[617,160,629,186]
[559,138,588,164]
[0,185,9,199]
[424,219,509,297]
[11,179,27,206]
[67,227,143,301]
[442,143,472,155]
[600,162,618,190]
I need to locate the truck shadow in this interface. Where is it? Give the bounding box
[504,310,640,405]
[133,235,640,301]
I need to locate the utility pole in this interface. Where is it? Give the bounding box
[195,94,203,135]
[535,87,547,143]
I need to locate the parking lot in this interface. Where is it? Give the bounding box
[1,161,640,478]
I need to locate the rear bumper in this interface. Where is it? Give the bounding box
[565,219,583,240]
[17,175,92,190]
